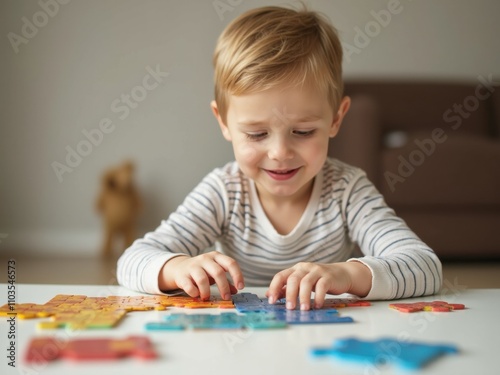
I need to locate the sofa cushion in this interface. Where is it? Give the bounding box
[396,210,500,259]
[380,132,500,207]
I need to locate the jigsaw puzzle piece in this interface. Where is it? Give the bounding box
[145,312,287,331]
[25,336,157,362]
[153,295,234,309]
[243,312,288,329]
[389,301,466,313]
[322,299,371,308]
[232,293,355,324]
[146,313,242,331]
[275,309,354,325]
[37,309,127,330]
[231,293,266,312]
[2,293,238,332]
[232,293,368,313]
[310,337,458,370]
[0,303,60,319]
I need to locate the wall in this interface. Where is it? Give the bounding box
[1,0,499,257]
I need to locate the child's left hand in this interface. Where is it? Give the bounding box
[265,261,372,310]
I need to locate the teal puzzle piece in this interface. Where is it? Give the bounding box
[145,312,287,331]
[310,337,458,370]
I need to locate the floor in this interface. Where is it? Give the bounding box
[2,256,500,289]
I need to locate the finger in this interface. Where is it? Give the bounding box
[285,273,302,310]
[208,276,237,294]
[299,276,315,311]
[209,276,237,295]
[266,286,287,301]
[313,278,329,309]
[191,269,211,300]
[214,253,245,291]
[229,283,238,295]
[176,276,200,298]
[267,270,293,304]
[202,262,232,300]
[278,286,287,300]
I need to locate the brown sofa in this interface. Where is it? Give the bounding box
[328,80,500,260]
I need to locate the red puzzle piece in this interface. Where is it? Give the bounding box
[25,336,157,362]
[389,301,465,313]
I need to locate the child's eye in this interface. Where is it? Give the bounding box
[293,129,316,137]
[245,132,267,140]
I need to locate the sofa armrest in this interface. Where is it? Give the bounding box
[328,95,382,186]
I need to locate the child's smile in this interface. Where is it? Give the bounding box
[264,167,300,181]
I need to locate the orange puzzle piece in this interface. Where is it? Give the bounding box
[0,293,234,330]
[322,299,371,308]
[389,300,465,313]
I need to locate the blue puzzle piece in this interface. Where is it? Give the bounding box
[274,310,353,324]
[310,337,458,370]
[232,292,289,313]
[232,293,354,324]
[145,312,287,331]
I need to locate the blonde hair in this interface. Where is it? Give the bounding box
[213,5,344,123]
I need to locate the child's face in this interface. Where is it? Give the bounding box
[212,85,350,203]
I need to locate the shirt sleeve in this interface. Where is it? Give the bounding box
[342,171,443,300]
[117,172,228,294]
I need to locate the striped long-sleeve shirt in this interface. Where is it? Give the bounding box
[117,158,442,299]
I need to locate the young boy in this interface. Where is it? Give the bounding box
[117,6,442,310]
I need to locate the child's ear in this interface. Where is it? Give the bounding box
[211,100,232,142]
[329,96,351,138]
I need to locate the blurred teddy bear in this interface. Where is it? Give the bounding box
[96,161,142,258]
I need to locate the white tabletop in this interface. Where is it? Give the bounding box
[1,283,498,375]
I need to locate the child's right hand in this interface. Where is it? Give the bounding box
[158,251,245,301]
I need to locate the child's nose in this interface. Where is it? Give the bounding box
[268,136,293,161]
